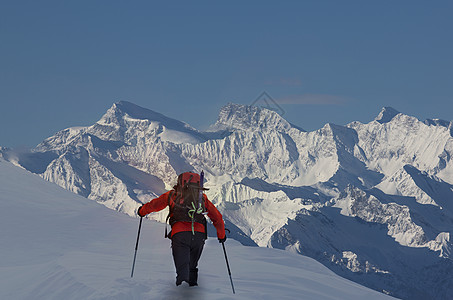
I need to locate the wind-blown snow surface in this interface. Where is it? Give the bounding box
[2,101,453,299]
[0,160,395,300]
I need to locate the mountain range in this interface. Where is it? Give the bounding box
[2,101,452,299]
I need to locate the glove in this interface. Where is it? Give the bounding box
[218,236,227,243]
[137,205,145,217]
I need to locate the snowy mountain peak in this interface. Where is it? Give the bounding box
[99,101,195,131]
[375,106,400,124]
[95,101,206,144]
[209,103,299,132]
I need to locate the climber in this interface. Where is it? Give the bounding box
[138,171,226,287]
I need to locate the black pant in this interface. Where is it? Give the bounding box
[171,231,205,286]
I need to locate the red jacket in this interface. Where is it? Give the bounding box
[139,190,226,239]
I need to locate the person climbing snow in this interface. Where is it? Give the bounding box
[137,171,226,287]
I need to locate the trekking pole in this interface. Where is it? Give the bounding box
[221,241,236,294]
[131,216,143,278]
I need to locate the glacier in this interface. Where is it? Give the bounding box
[1,101,452,299]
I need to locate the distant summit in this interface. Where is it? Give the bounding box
[101,101,200,132]
[209,103,304,132]
[375,106,400,124]
[96,101,206,144]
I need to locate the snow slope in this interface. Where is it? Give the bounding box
[0,160,395,300]
[2,102,453,299]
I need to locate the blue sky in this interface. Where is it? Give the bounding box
[1,1,452,147]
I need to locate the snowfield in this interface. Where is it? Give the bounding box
[0,160,395,300]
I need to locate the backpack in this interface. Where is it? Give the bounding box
[165,171,208,238]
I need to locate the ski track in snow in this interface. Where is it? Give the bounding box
[0,160,395,300]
